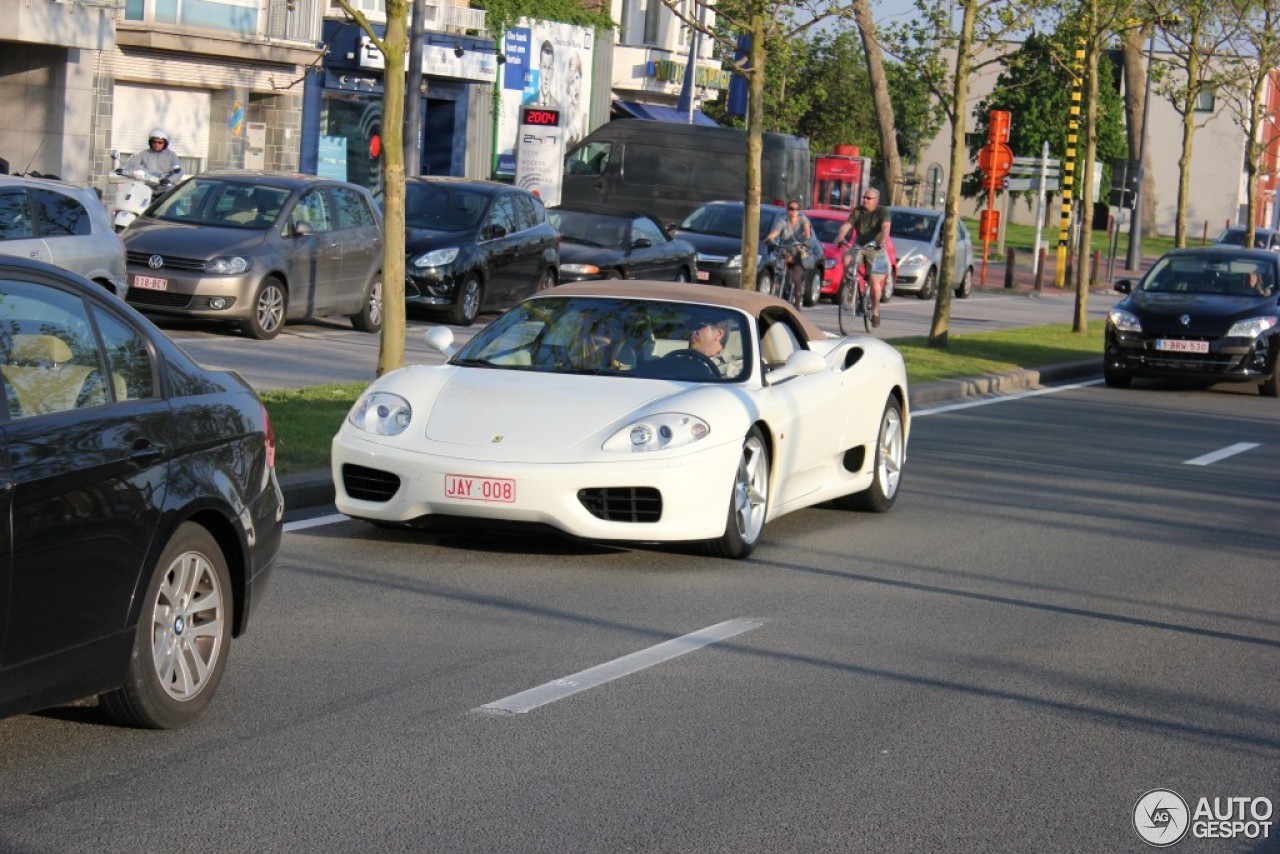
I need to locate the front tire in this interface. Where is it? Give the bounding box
[675,267,692,283]
[837,396,905,512]
[241,276,286,340]
[802,270,821,307]
[536,268,557,291]
[756,270,773,295]
[706,427,770,559]
[955,266,972,298]
[449,274,482,326]
[1261,370,1279,397]
[349,272,383,333]
[880,269,895,303]
[99,523,232,729]
[1103,360,1132,388]
[918,268,937,300]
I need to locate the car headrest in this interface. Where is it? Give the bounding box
[8,334,73,365]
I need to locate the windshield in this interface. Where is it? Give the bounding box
[151,179,291,229]
[451,297,752,382]
[890,212,939,242]
[810,218,844,243]
[405,183,489,231]
[1139,255,1275,296]
[548,210,627,249]
[679,204,777,240]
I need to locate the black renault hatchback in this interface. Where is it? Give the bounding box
[402,178,559,326]
[1105,247,1280,396]
[0,256,282,728]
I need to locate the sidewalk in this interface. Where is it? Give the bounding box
[969,245,1154,295]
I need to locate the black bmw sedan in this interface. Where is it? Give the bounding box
[0,257,282,728]
[403,177,559,326]
[1105,247,1279,396]
[548,204,697,283]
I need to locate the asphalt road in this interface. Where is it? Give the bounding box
[153,286,1114,391]
[2,380,1275,852]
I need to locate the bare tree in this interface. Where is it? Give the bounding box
[1149,1,1238,247]
[1219,0,1280,244]
[334,0,409,376]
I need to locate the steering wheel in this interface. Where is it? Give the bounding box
[660,349,720,379]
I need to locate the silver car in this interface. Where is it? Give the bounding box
[888,206,975,299]
[123,172,383,340]
[0,174,126,295]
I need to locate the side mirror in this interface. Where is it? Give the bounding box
[483,223,508,240]
[631,238,652,250]
[425,325,456,356]
[291,220,314,237]
[764,349,827,385]
[1115,279,1132,294]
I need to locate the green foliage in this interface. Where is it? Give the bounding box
[475,0,615,46]
[965,29,1128,200]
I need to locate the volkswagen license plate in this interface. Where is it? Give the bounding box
[131,274,168,291]
[444,474,516,503]
[1155,339,1209,354]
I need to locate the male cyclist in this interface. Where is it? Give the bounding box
[834,187,891,327]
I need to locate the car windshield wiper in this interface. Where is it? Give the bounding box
[452,357,497,368]
[568,237,604,247]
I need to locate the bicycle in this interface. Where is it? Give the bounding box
[837,242,878,335]
[768,239,807,309]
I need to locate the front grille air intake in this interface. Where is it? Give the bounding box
[343,464,401,502]
[578,487,662,523]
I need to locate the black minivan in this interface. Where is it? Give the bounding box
[560,121,811,227]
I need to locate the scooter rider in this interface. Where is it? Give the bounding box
[121,128,182,183]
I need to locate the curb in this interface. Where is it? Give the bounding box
[278,358,1101,513]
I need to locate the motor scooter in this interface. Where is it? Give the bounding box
[108,151,180,232]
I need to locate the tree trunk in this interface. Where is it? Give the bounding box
[928,0,977,349]
[1121,29,1156,236]
[852,0,901,204]
[1175,95,1194,247]
[377,0,409,376]
[739,16,766,291]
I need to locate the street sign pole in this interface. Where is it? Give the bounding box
[1033,140,1049,275]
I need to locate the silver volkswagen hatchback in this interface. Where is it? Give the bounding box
[123,171,383,339]
[0,174,127,296]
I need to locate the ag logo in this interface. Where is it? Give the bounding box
[1134,789,1190,847]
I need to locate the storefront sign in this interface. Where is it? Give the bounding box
[514,105,565,206]
[357,36,497,83]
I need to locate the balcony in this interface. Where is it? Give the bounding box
[116,0,323,58]
[327,0,485,34]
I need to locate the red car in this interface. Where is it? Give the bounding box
[804,209,896,304]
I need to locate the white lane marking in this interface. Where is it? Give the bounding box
[915,379,1103,417]
[474,618,766,716]
[1184,443,1261,466]
[285,513,348,533]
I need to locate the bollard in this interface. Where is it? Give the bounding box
[1005,249,1015,289]
[1035,248,1046,291]
[1090,249,1100,287]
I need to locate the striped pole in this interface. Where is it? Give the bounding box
[1055,38,1085,288]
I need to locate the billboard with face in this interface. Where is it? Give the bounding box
[496,21,593,176]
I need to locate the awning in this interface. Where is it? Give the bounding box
[613,100,719,127]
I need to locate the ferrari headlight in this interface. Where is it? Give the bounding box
[603,413,711,452]
[1108,308,1143,333]
[411,247,459,268]
[1227,316,1277,338]
[349,391,412,436]
[205,256,250,275]
[561,263,602,275]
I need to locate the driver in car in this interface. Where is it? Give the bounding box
[688,318,742,379]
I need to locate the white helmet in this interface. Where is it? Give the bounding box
[148,128,170,144]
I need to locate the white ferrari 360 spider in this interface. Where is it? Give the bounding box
[331,281,908,558]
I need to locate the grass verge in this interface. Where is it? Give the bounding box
[261,323,1104,476]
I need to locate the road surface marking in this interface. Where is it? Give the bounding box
[1184,443,1261,466]
[915,379,1103,417]
[285,513,348,533]
[473,618,766,716]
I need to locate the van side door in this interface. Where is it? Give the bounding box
[561,140,614,209]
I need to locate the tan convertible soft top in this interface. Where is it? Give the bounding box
[545,280,826,343]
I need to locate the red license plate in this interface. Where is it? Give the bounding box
[132,274,168,291]
[443,474,516,503]
[696,270,710,281]
[1155,339,1209,353]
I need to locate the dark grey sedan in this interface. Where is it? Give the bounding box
[123,172,383,339]
[548,204,697,283]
